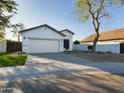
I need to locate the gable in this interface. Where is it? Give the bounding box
[22,26,65,39]
[61,29,74,35]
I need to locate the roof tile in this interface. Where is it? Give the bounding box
[82,28,124,43]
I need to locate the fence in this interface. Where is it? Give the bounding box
[73,44,89,51]
[7,41,22,52]
[0,40,6,52]
[73,44,120,54]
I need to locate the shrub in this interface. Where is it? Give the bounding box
[73,40,80,44]
[0,54,27,67]
[87,45,93,50]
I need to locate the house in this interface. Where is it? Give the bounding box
[20,24,74,53]
[81,28,124,54]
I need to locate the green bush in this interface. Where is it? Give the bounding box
[87,45,93,50]
[73,40,80,44]
[0,54,27,67]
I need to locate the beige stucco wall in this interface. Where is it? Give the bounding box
[82,39,124,45]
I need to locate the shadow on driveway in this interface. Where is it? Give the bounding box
[1,71,124,93]
[30,53,124,74]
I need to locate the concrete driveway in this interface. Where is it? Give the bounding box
[0,53,101,81]
[31,53,124,74]
[0,53,124,81]
[0,53,124,93]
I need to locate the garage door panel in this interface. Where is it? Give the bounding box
[29,39,59,53]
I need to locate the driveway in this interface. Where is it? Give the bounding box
[0,53,101,81]
[0,53,124,81]
[0,53,124,93]
[31,53,124,74]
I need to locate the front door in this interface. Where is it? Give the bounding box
[64,39,69,50]
[120,43,124,53]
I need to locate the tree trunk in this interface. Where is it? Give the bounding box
[92,32,100,52]
[18,37,20,42]
[91,18,100,52]
[17,32,21,42]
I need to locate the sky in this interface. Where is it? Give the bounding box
[7,0,124,41]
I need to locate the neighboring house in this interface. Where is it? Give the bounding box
[80,28,124,54]
[20,24,74,53]
[0,40,6,52]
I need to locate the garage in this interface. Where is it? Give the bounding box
[29,39,60,53]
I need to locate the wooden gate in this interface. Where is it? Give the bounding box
[7,41,22,52]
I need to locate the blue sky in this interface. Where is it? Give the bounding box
[9,0,124,40]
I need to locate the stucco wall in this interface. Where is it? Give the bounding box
[73,44,120,54]
[0,40,6,52]
[96,44,120,54]
[82,40,122,45]
[73,44,88,51]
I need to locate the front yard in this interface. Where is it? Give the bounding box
[0,52,27,67]
[65,51,124,62]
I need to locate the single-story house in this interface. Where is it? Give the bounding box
[81,28,124,54]
[20,24,74,53]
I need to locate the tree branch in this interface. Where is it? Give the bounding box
[96,0,105,18]
[86,1,94,15]
[98,14,109,19]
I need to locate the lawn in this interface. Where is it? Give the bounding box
[0,52,27,67]
[65,51,124,62]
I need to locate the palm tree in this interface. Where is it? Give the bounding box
[0,0,17,40]
[0,0,17,11]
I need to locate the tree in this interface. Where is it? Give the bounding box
[11,23,25,42]
[0,0,17,40]
[75,0,124,52]
[73,40,80,44]
[0,31,5,40]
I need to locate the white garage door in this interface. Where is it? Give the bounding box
[29,39,60,53]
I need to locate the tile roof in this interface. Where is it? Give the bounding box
[82,28,124,43]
